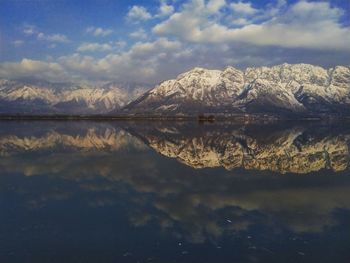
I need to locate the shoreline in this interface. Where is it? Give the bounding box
[0,114,349,122]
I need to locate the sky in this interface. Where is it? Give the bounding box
[0,0,349,84]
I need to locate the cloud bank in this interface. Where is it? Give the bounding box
[1,0,349,84]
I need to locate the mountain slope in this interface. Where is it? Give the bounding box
[0,79,149,114]
[122,64,350,116]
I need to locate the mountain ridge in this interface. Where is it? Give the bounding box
[121,63,350,116]
[0,79,149,114]
[0,63,349,116]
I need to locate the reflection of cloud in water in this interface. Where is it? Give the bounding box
[152,184,350,237]
[121,168,350,242]
[0,121,349,243]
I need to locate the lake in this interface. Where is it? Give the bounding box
[0,120,349,263]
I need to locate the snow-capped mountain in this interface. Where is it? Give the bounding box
[122,64,350,116]
[1,63,349,116]
[0,79,149,114]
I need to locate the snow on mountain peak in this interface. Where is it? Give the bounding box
[123,63,350,115]
[0,79,149,114]
[1,63,349,115]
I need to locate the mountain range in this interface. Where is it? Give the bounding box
[0,63,349,116]
[123,63,350,116]
[0,79,148,114]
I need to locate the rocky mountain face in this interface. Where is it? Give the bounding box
[1,63,349,116]
[122,64,350,116]
[0,79,148,114]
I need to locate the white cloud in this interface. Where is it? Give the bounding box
[115,40,127,49]
[230,1,258,15]
[128,38,181,57]
[153,0,206,42]
[58,38,184,82]
[1,36,349,84]
[37,32,70,43]
[157,0,175,17]
[2,37,248,84]
[0,58,68,81]
[126,5,152,22]
[86,26,113,37]
[13,40,24,47]
[23,24,37,35]
[231,18,250,26]
[22,24,70,43]
[153,0,350,50]
[3,1,349,84]
[77,42,114,52]
[207,0,226,14]
[130,29,148,39]
[48,43,57,49]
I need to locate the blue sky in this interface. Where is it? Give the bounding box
[0,0,349,84]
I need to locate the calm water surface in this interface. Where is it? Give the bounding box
[0,121,349,263]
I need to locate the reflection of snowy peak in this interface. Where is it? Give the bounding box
[0,128,145,155]
[0,122,349,174]
[0,79,149,114]
[130,125,350,174]
[123,64,350,115]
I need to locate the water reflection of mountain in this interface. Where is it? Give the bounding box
[1,121,350,252]
[1,121,349,174]
[0,122,145,155]
[128,122,350,173]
